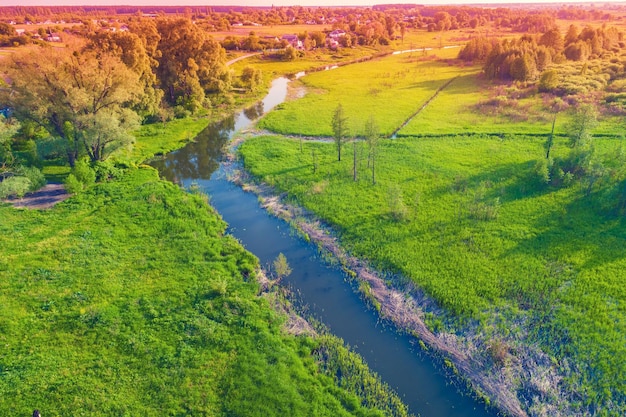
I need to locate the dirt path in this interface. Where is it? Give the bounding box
[226,52,262,67]
[4,183,70,209]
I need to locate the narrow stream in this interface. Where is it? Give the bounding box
[149,78,500,417]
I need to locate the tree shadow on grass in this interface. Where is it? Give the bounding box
[500,191,626,274]
[427,159,552,205]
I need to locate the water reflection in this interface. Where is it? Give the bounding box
[243,101,264,121]
[149,115,234,182]
[150,77,290,183]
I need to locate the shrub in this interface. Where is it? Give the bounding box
[73,158,96,187]
[19,166,46,191]
[534,158,551,185]
[469,198,500,221]
[93,160,124,182]
[538,70,559,92]
[0,176,31,198]
[173,106,191,119]
[388,185,408,222]
[63,173,82,194]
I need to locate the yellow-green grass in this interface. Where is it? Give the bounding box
[398,73,563,136]
[258,53,476,137]
[394,27,482,50]
[239,134,626,415]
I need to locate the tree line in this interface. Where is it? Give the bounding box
[459,23,623,82]
[0,17,230,169]
[0,17,234,197]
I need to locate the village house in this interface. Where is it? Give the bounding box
[46,33,62,42]
[328,29,346,39]
[281,34,303,50]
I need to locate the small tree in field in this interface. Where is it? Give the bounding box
[331,103,349,162]
[544,113,557,159]
[567,104,597,149]
[365,115,380,185]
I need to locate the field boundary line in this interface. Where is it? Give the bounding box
[391,75,459,138]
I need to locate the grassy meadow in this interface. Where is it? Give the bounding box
[396,72,557,136]
[256,49,625,139]
[397,57,626,137]
[258,51,472,137]
[0,167,408,417]
[239,134,626,415]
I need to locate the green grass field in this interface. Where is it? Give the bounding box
[239,134,626,415]
[229,45,387,78]
[396,72,560,136]
[254,50,625,139]
[0,167,408,417]
[258,53,474,137]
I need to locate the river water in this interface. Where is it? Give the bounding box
[149,78,500,417]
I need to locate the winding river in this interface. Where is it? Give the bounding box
[150,78,500,417]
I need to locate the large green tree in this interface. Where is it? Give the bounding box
[87,30,163,118]
[0,115,19,179]
[0,43,143,165]
[155,18,229,111]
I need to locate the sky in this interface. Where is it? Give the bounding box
[0,0,613,7]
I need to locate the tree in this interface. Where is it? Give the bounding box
[509,53,536,81]
[384,15,396,38]
[155,18,229,110]
[0,116,46,199]
[545,113,557,159]
[399,22,407,43]
[567,105,597,149]
[331,104,348,162]
[364,115,380,185]
[555,104,598,181]
[310,31,326,48]
[0,115,19,179]
[273,253,292,281]
[538,69,559,92]
[0,44,144,166]
[539,27,564,51]
[564,24,579,46]
[86,30,163,118]
[0,23,16,36]
[564,40,590,61]
[434,11,452,31]
[240,66,262,92]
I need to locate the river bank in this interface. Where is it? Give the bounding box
[147,69,579,416]
[223,129,530,417]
